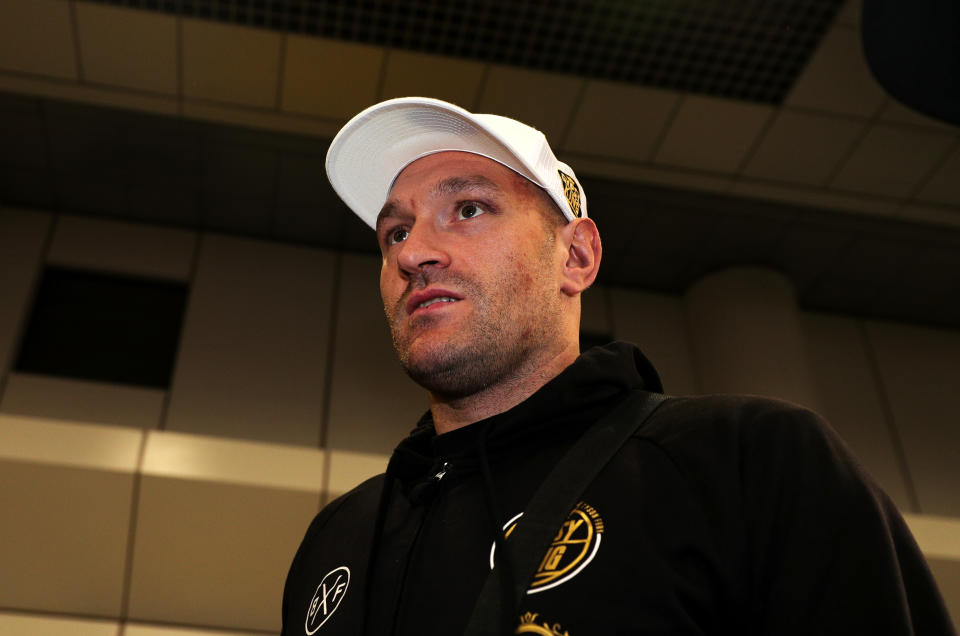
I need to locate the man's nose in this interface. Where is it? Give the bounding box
[396,224,449,276]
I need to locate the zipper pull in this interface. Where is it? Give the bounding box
[433,461,450,482]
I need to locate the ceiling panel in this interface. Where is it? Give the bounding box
[785,25,885,117]
[899,204,960,229]
[75,3,178,95]
[202,192,273,234]
[654,95,773,174]
[281,35,383,120]
[182,19,281,108]
[380,50,485,108]
[55,174,130,218]
[0,108,48,169]
[834,0,860,27]
[127,185,200,226]
[81,0,841,105]
[476,65,582,143]
[202,144,278,199]
[562,81,679,162]
[879,98,960,132]
[831,124,956,198]
[0,0,77,80]
[916,144,960,207]
[742,110,864,186]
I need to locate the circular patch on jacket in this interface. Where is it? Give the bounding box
[305,566,350,634]
[489,501,604,594]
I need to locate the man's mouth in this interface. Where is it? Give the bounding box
[417,296,459,309]
[406,289,464,315]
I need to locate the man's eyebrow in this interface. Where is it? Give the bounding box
[375,201,400,233]
[431,175,504,198]
[376,175,504,232]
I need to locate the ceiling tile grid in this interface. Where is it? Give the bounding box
[282,35,383,119]
[182,18,282,108]
[81,0,842,105]
[75,2,178,95]
[0,0,77,81]
[654,95,774,174]
[830,124,958,198]
[561,80,680,163]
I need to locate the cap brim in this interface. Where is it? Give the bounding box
[325,97,546,229]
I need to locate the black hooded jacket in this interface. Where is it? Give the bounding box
[282,342,954,636]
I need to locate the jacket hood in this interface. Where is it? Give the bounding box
[385,341,662,488]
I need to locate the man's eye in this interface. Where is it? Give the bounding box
[388,228,409,245]
[457,203,488,220]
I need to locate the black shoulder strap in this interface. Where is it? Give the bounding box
[463,390,668,636]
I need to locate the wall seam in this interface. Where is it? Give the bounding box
[318,252,343,505]
[858,320,922,513]
[156,232,205,431]
[0,213,59,406]
[118,430,150,622]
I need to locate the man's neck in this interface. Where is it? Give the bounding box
[427,343,580,435]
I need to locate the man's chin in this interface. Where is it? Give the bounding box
[398,339,483,398]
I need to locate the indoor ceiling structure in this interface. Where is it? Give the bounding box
[0,0,959,328]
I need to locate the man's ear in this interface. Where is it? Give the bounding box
[559,217,602,296]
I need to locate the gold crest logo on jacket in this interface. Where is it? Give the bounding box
[490,501,604,594]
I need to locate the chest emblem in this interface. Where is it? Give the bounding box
[516,611,571,635]
[305,566,350,634]
[490,501,604,594]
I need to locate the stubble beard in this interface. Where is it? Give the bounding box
[385,245,561,399]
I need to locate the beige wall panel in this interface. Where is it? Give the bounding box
[477,66,582,144]
[282,36,383,120]
[866,321,960,516]
[142,429,324,493]
[48,215,197,281]
[801,313,912,509]
[608,288,698,396]
[0,414,143,471]
[563,81,680,162]
[0,461,134,616]
[75,3,177,94]
[1,373,166,429]
[927,558,960,633]
[165,235,334,446]
[325,254,425,455]
[0,0,77,80]
[380,50,485,107]
[0,611,118,636]
[654,96,773,174]
[0,208,51,377]
[182,20,281,108]
[327,449,389,500]
[128,476,318,632]
[125,624,274,636]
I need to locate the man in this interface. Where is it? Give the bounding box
[282,97,954,636]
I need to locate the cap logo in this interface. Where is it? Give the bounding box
[558,170,582,218]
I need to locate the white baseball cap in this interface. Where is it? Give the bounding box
[325,97,587,229]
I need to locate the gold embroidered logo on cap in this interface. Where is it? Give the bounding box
[557,170,582,218]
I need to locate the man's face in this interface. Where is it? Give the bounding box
[377,151,567,398]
